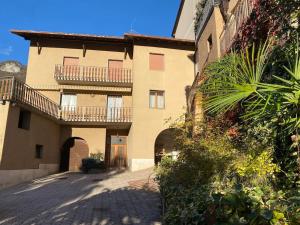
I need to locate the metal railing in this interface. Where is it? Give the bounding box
[220,0,255,54]
[54,65,133,84]
[61,106,132,123]
[196,0,221,39]
[0,77,132,123]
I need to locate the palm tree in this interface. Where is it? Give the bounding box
[201,40,300,169]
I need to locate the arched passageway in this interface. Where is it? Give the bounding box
[60,137,89,172]
[154,128,180,165]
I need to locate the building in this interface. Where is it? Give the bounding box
[0,30,194,188]
[0,0,255,188]
[173,0,255,122]
[172,0,200,40]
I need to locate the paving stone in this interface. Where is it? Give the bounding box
[0,168,161,225]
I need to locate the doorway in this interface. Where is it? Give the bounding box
[60,137,89,172]
[110,136,127,168]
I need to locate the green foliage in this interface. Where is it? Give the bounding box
[202,41,300,182]
[81,153,105,173]
[158,29,300,225]
[90,152,104,161]
[201,41,273,115]
[194,0,208,33]
[155,116,298,224]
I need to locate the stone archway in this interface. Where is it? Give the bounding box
[154,128,180,165]
[60,137,89,172]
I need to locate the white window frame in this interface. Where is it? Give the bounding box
[149,90,165,109]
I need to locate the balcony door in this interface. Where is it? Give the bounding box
[60,93,77,120]
[108,60,123,82]
[107,96,122,121]
[63,57,79,79]
[61,94,77,110]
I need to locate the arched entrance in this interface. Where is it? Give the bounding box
[60,137,89,172]
[154,128,180,165]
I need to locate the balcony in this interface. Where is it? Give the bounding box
[61,106,132,126]
[220,0,255,55]
[0,77,132,127]
[54,65,133,87]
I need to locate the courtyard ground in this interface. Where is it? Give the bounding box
[0,168,161,225]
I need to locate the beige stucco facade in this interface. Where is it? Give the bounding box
[195,7,224,75]
[0,105,61,170]
[0,104,10,164]
[193,0,253,75]
[0,103,60,188]
[0,30,195,188]
[128,44,194,170]
[26,41,133,87]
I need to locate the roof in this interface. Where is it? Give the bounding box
[124,33,194,46]
[10,30,128,43]
[172,0,185,37]
[11,30,195,48]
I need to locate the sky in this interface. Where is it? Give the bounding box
[0,0,181,65]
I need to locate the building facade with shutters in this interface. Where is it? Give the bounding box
[0,31,194,188]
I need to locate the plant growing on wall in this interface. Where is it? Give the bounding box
[232,0,300,51]
[194,0,208,33]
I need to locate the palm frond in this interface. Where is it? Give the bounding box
[202,41,272,115]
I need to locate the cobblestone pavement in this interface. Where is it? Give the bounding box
[0,168,161,225]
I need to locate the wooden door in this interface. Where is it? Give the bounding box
[108,60,123,81]
[110,136,127,167]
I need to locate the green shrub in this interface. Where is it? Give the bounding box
[156,116,300,224]
[90,152,104,161]
[81,157,105,173]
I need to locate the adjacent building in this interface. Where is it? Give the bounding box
[172,0,200,40]
[0,30,194,188]
[174,0,255,123]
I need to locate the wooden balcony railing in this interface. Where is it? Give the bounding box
[54,65,133,84]
[0,77,59,118]
[0,77,132,124]
[220,0,255,55]
[61,106,132,123]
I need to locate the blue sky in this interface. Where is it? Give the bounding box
[0,0,180,64]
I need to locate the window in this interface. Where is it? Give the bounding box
[18,109,31,130]
[108,60,123,81]
[60,94,77,108]
[35,145,43,159]
[207,35,213,53]
[149,53,164,71]
[63,57,79,66]
[149,90,165,109]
